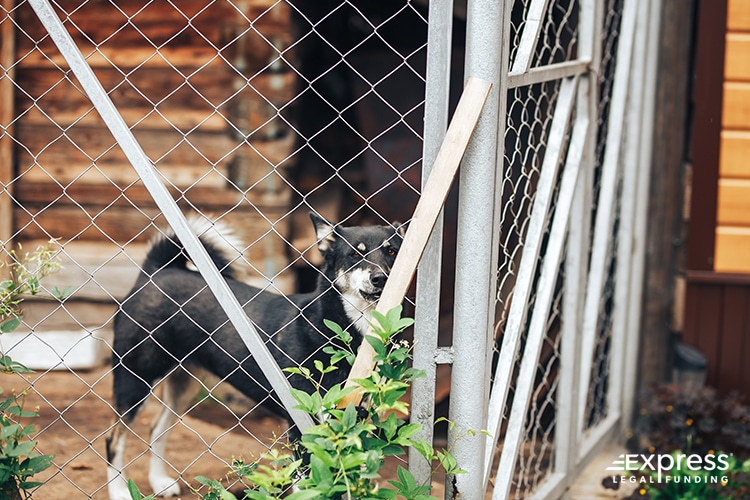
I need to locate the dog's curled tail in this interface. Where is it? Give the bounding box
[142,215,245,279]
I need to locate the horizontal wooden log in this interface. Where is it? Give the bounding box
[715,226,750,273]
[15,0,291,70]
[17,67,295,132]
[14,203,292,247]
[720,130,750,178]
[726,33,750,81]
[717,178,750,226]
[13,179,292,210]
[14,125,295,189]
[722,82,750,129]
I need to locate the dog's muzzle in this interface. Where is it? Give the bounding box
[360,271,387,302]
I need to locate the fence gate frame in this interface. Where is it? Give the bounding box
[21,0,663,498]
[410,0,663,498]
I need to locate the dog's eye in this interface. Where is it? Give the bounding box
[351,251,362,259]
[386,247,397,257]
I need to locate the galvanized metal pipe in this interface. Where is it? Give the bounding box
[447,0,509,497]
[410,0,453,486]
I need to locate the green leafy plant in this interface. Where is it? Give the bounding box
[0,242,69,499]
[132,306,468,500]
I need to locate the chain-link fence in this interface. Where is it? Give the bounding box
[0,0,659,498]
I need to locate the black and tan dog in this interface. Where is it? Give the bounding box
[106,213,403,499]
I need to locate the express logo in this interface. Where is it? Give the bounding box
[606,452,731,483]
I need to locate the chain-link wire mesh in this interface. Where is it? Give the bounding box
[1,1,429,497]
[582,0,624,432]
[0,0,643,498]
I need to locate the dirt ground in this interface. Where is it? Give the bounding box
[8,366,445,500]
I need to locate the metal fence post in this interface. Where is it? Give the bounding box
[446,0,510,497]
[410,0,453,485]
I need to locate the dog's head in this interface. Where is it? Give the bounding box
[310,212,404,309]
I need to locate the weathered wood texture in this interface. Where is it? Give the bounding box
[640,0,698,388]
[7,0,297,293]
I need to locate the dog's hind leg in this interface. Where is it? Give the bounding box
[148,367,204,497]
[106,419,131,500]
[107,362,159,500]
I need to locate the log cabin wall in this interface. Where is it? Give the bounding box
[5,0,298,328]
[684,0,750,396]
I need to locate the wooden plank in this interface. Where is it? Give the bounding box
[717,178,750,225]
[694,284,723,387]
[338,76,492,408]
[0,0,15,245]
[722,81,750,129]
[688,0,726,271]
[726,33,750,81]
[718,285,749,394]
[683,282,702,347]
[728,0,750,31]
[720,130,750,178]
[715,226,750,273]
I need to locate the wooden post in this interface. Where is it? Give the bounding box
[338,76,491,408]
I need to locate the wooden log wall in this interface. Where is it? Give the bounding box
[9,0,297,295]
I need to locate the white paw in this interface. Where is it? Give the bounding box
[149,473,181,497]
[108,481,136,500]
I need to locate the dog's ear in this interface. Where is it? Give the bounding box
[309,212,336,253]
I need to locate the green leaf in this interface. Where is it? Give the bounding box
[0,355,34,374]
[127,478,144,499]
[286,490,323,500]
[308,455,334,486]
[51,285,75,301]
[290,388,321,415]
[6,440,36,457]
[379,412,400,441]
[342,403,357,429]
[365,335,388,358]
[313,359,325,374]
[411,438,435,461]
[397,465,417,490]
[324,319,352,345]
[0,423,22,440]
[0,317,22,334]
[396,423,422,441]
[322,384,355,409]
[19,454,55,476]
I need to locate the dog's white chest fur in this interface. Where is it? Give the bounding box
[335,268,376,336]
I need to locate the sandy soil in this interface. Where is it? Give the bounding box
[6,366,443,500]
[10,366,295,499]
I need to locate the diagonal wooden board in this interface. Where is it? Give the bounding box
[339,76,492,408]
